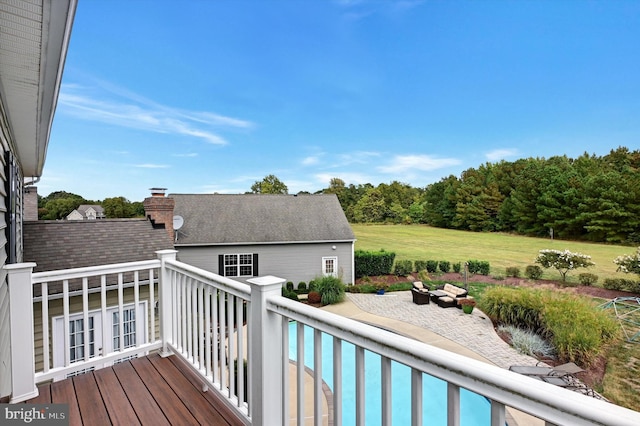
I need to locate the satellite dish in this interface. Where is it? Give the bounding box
[173,215,184,230]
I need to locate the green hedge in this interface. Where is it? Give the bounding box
[478,287,619,366]
[355,249,396,277]
[467,260,490,275]
[393,260,413,276]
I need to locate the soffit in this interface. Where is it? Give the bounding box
[0,0,76,176]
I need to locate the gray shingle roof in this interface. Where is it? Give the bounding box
[170,194,355,245]
[24,219,174,273]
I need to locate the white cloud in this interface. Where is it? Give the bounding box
[58,82,254,146]
[485,148,518,162]
[377,154,461,173]
[302,156,320,166]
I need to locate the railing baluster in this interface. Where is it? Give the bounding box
[101,276,107,361]
[282,319,289,426]
[236,296,244,407]
[355,346,365,426]
[447,382,460,426]
[491,400,506,426]
[411,368,422,426]
[333,337,342,426]
[149,268,155,342]
[205,286,212,380]
[213,288,219,386]
[219,288,227,395]
[41,282,49,373]
[63,280,70,367]
[381,356,391,426]
[297,321,305,426]
[228,294,236,399]
[198,282,205,371]
[134,271,140,348]
[181,273,187,354]
[314,328,323,426]
[118,273,124,352]
[83,278,90,361]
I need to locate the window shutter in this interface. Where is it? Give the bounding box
[218,255,224,276]
[253,253,259,276]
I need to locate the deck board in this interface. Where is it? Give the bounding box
[148,354,232,425]
[94,367,141,425]
[130,356,199,425]
[24,354,245,426]
[73,372,112,426]
[113,361,171,425]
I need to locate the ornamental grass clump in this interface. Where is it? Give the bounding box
[316,275,346,305]
[479,286,619,366]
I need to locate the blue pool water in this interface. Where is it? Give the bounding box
[289,323,490,426]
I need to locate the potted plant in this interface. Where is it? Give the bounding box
[459,298,476,314]
[376,283,388,295]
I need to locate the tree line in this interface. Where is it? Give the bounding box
[39,146,640,245]
[321,147,640,245]
[37,191,144,220]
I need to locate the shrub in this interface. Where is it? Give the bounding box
[467,260,490,275]
[414,260,427,272]
[286,281,294,291]
[438,261,451,273]
[453,262,462,273]
[578,273,598,286]
[603,278,638,292]
[354,249,396,277]
[479,286,619,366]
[316,276,346,305]
[297,282,307,292]
[425,260,438,273]
[525,265,543,280]
[308,280,317,292]
[307,291,321,304]
[505,266,521,278]
[282,287,299,301]
[387,282,413,292]
[393,260,413,276]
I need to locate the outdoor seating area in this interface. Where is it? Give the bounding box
[411,282,471,308]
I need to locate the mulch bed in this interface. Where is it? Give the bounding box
[353,273,640,389]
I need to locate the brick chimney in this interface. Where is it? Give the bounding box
[24,186,38,221]
[143,188,175,241]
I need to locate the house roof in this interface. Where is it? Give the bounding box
[77,204,105,214]
[0,0,77,176]
[23,218,174,273]
[170,193,356,246]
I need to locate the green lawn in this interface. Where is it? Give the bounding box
[352,224,634,283]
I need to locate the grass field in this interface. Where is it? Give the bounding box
[352,223,635,283]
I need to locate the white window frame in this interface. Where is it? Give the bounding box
[53,302,148,372]
[224,253,254,277]
[322,256,338,277]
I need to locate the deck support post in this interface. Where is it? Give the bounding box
[247,275,285,426]
[157,249,178,357]
[5,263,39,402]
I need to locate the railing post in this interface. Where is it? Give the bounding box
[5,263,38,403]
[247,275,285,426]
[157,249,178,357]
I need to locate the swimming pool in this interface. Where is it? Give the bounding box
[289,323,491,426]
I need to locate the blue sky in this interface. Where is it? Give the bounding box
[41,0,640,202]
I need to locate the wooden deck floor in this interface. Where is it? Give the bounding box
[25,353,246,426]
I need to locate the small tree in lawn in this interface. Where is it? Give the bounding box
[535,249,595,282]
[614,247,640,276]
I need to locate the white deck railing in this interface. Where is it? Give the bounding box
[6,250,640,426]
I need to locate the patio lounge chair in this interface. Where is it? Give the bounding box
[411,281,431,305]
[508,362,584,377]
